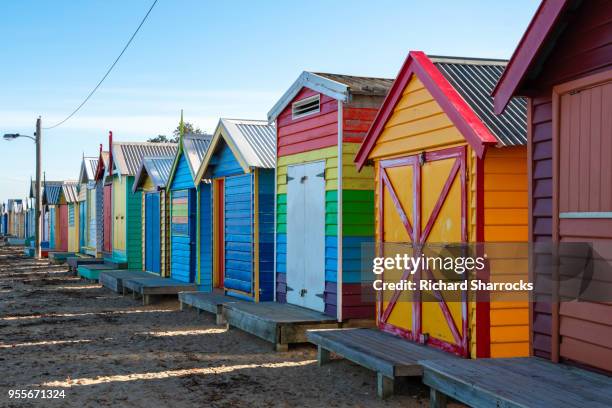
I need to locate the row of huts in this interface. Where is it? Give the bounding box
[0,199,26,240]
[18,0,612,386]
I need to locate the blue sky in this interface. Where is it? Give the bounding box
[0,0,539,203]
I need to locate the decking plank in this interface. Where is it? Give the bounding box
[421,358,612,408]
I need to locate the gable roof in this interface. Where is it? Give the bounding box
[492,0,572,114]
[78,156,99,184]
[267,71,393,122]
[94,151,110,181]
[111,142,178,176]
[42,181,64,205]
[182,133,213,176]
[132,156,175,192]
[195,118,276,181]
[355,51,527,168]
[59,182,79,204]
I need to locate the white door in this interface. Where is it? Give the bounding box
[286,161,326,312]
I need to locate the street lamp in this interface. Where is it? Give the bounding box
[3,117,42,259]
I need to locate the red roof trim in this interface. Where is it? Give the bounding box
[492,0,570,115]
[355,51,497,169]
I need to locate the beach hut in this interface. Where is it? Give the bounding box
[93,144,111,257]
[355,52,529,358]
[7,199,25,238]
[194,119,276,299]
[268,72,393,319]
[1,204,6,236]
[132,156,174,276]
[58,182,79,253]
[493,0,612,373]
[165,132,211,285]
[107,136,177,269]
[78,156,99,256]
[42,181,62,250]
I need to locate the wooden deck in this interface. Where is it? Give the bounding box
[421,357,612,408]
[122,277,196,305]
[223,302,338,352]
[48,252,77,264]
[66,256,103,272]
[179,291,243,325]
[307,328,456,399]
[77,262,127,280]
[99,270,154,293]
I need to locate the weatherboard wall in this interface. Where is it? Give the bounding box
[516,0,612,372]
[170,153,197,283]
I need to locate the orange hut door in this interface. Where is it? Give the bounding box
[378,146,469,356]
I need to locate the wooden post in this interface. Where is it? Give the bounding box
[429,388,447,408]
[317,346,331,366]
[376,373,394,399]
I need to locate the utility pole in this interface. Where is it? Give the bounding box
[34,117,42,259]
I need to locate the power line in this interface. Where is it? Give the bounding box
[44,0,159,130]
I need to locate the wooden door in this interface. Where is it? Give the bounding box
[214,179,225,288]
[555,72,612,371]
[286,161,326,312]
[58,205,68,252]
[103,185,112,253]
[112,177,126,252]
[378,146,469,356]
[145,192,161,274]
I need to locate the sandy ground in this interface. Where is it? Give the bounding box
[0,245,461,408]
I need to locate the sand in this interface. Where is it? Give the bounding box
[0,245,461,408]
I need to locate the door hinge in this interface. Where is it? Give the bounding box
[286,286,294,292]
[286,175,294,183]
[315,293,324,299]
[316,171,325,179]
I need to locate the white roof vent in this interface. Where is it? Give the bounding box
[292,95,320,119]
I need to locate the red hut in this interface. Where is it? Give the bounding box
[494,0,612,373]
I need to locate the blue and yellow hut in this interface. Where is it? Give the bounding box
[194,118,276,300]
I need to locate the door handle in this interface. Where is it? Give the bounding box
[299,288,307,297]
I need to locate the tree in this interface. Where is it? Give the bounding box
[148,121,205,143]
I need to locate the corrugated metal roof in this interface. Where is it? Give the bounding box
[430,56,527,146]
[112,142,178,176]
[183,133,212,176]
[313,73,394,97]
[61,182,79,203]
[220,119,276,169]
[133,156,175,192]
[83,157,99,181]
[43,181,63,205]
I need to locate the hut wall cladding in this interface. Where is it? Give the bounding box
[525,0,612,362]
[224,173,254,295]
[112,176,126,257]
[276,87,377,319]
[87,188,97,253]
[126,178,143,270]
[170,154,196,283]
[49,207,56,249]
[199,182,213,290]
[483,146,529,357]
